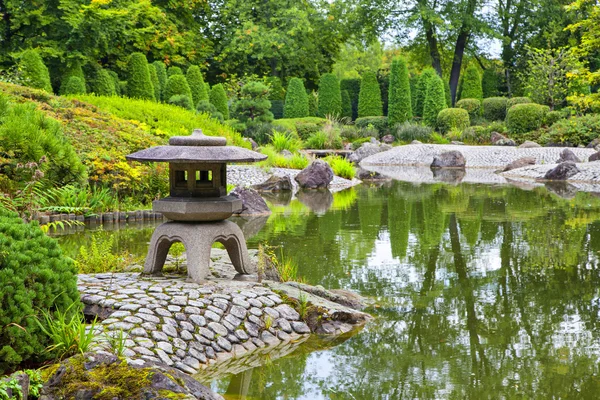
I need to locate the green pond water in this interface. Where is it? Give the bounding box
[56,180,600,399]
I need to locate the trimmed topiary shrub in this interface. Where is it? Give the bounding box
[410,74,419,113]
[437,108,470,133]
[388,57,412,126]
[423,75,447,127]
[460,65,483,101]
[545,110,563,126]
[482,97,508,121]
[456,98,481,121]
[340,78,361,120]
[358,71,383,118]
[355,116,389,137]
[295,123,321,140]
[167,66,183,76]
[0,207,79,374]
[60,76,86,95]
[196,100,224,122]
[152,61,167,101]
[168,95,193,110]
[482,69,500,98]
[415,68,437,117]
[506,103,550,134]
[284,77,309,118]
[341,90,352,119]
[209,84,229,120]
[18,50,53,93]
[507,97,532,108]
[59,61,85,95]
[89,68,116,96]
[186,65,208,107]
[126,52,155,100]
[164,74,193,104]
[444,79,452,107]
[544,114,600,146]
[318,73,342,117]
[308,92,318,117]
[107,70,121,96]
[148,66,160,101]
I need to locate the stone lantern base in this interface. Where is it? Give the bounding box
[143,220,256,282]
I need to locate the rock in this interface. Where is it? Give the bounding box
[590,151,600,162]
[556,148,581,163]
[348,143,388,163]
[587,138,600,149]
[355,168,387,181]
[490,131,506,144]
[295,160,334,189]
[495,138,516,146]
[411,140,422,145]
[450,141,464,145]
[230,187,271,216]
[2,372,29,400]
[381,134,395,144]
[252,175,293,192]
[369,137,378,144]
[430,151,466,169]
[244,137,258,150]
[296,189,333,215]
[543,162,580,180]
[280,149,292,158]
[519,140,541,148]
[502,157,536,172]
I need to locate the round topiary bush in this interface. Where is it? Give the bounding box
[482,97,508,121]
[507,97,532,108]
[60,76,86,95]
[209,84,229,120]
[186,65,208,106]
[167,94,193,110]
[456,98,481,121]
[414,68,437,117]
[152,62,167,101]
[437,108,470,133]
[126,52,155,100]
[164,75,193,104]
[423,75,447,127]
[0,207,79,374]
[18,50,53,93]
[358,71,383,118]
[284,77,309,118]
[318,73,342,117]
[545,110,563,127]
[388,57,413,126]
[506,103,550,134]
[460,65,483,101]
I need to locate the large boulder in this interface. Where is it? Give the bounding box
[381,134,395,144]
[543,162,580,180]
[502,156,536,172]
[252,175,293,192]
[587,138,600,150]
[590,151,600,162]
[348,143,391,163]
[230,186,271,216]
[295,160,333,189]
[519,140,541,148]
[244,137,258,150]
[431,151,466,168]
[556,148,581,163]
[490,131,506,144]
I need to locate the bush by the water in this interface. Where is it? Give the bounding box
[318,73,342,117]
[324,155,355,179]
[388,57,412,126]
[437,108,470,133]
[544,114,600,146]
[423,75,447,127]
[394,122,434,142]
[126,53,155,101]
[164,74,193,105]
[60,76,86,95]
[18,50,53,93]
[186,65,208,106]
[456,98,481,121]
[460,65,483,100]
[507,97,532,108]
[284,78,309,118]
[358,71,383,117]
[506,103,550,134]
[482,97,508,121]
[355,116,389,137]
[0,207,79,374]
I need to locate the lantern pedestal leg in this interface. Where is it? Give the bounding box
[143,220,256,283]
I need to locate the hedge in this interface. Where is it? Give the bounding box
[507,97,532,108]
[209,83,229,120]
[355,116,389,136]
[164,74,193,104]
[126,52,155,100]
[149,66,161,101]
[186,65,208,106]
[107,70,121,96]
[61,76,86,95]
[460,65,483,101]
[437,108,470,133]
[388,57,412,126]
[89,68,115,96]
[423,75,447,127]
[341,90,352,119]
[18,50,53,93]
[456,98,481,121]
[318,73,342,117]
[482,97,508,121]
[415,68,437,117]
[152,62,167,101]
[506,103,550,134]
[284,77,309,118]
[358,71,383,118]
[308,91,318,117]
[340,78,361,120]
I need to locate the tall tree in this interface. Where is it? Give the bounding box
[388,57,413,125]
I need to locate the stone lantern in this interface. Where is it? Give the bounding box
[126,129,266,282]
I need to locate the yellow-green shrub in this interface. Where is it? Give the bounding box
[437,108,470,133]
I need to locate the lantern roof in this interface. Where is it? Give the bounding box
[126,129,267,164]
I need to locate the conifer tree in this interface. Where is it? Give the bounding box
[414,68,437,117]
[167,66,183,76]
[126,52,155,100]
[318,73,342,117]
[18,50,52,93]
[284,77,309,118]
[358,71,383,117]
[59,61,85,95]
[341,90,352,119]
[209,84,230,120]
[60,76,86,95]
[107,70,121,96]
[388,57,412,126]
[308,92,318,116]
[186,65,208,106]
[148,66,160,101]
[152,61,167,101]
[164,74,193,103]
[460,65,483,101]
[90,69,115,96]
[423,75,447,127]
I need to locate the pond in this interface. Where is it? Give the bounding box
[56,179,600,399]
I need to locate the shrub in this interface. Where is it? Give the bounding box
[409,74,419,113]
[324,155,355,179]
[258,145,309,170]
[341,90,352,119]
[462,126,489,144]
[306,126,342,150]
[318,73,342,117]
[544,114,600,146]
[444,79,452,107]
[164,74,193,104]
[18,50,53,93]
[394,122,433,142]
[89,68,115,96]
[284,78,309,118]
[414,68,437,117]
[507,97,532,108]
[209,84,229,120]
[482,97,508,121]
[0,207,79,373]
[272,117,326,136]
[148,66,160,102]
[107,70,121,96]
[460,65,483,101]
[308,91,318,117]
[167,66,183,76]
[232,81,273,124]
[126,53,155,100]
[358,71,383,117]
[423,75,447,127]
[243,122,284,145]
[355,116,389,137]
[340,78,361,120]
[270,100,284,119]
[456,98,481,121]
[59,61,86,95]
[296,123,320,140]
[506,103,550,134]
[270,131,302,153]
[152,62,167,101]
[482,69,501,98]
[60,76,86,95]
[186,65,208,106]
[167,94,193,110]
[545,110,563,126]
[196,100,223,121]
[437,108,470,133]
[388,57,412,126]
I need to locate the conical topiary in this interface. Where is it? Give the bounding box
[186,65,208,106]
[126,52,155,100]
[18,50,52,93]
[209,83,229,120]
[409,74,419,113]
[60,76,86,95]
[107,70,121,96]
[340,78,361,120]
[482,68,500,98]
[358,71,383,117]
[284,77,309,118]
[152,61,167,101]
[90,68,115,96]
[149,66,160,101]
[388,57,412,126]
[59,60,85,95]
[318,73,342,117]
[167,66,183,76]
[341,89,352,119]
[164,74,193,103]
[414,68,437,117]
[423,75,447,127]
[460,65,483,101]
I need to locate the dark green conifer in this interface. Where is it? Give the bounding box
[341,90,352,119]
[388,57,412,126]
[186,65,208,106]
[423,75,447,127]
[358,71,383,118]
[414,68,437,117]
[164,74,193,103]
[284,77,309,118]
[460,65,483,101]
[209,83,230,120]
[126,52,155,100]
[318,73,342,117]
[18,50,53,93]
[152,61,167,101]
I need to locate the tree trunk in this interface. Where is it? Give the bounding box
[418,0,443,77]
[449,0,478,105]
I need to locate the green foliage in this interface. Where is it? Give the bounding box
[270,131,302,153]
[507,97,532,108]
[107,71,121,96]
[59,61,85,95]
[355,116,389,137]
[308,92,318,117]
[318,73,342,117]
[168,94,193,110]
[544,114,600,146]
[506,103,550,134]
[148,66,160,102]
[444,79,452,107]
[17,50,52,93]
[460,65,483,101]
[90,69,116,96]
[60,76,86,95]
[152,62,167,101]
[437,108,470,133]
[414,68,437,117]
[167,66,183,76]
[394,122,433,142]
[340,78,361,120]
[196,100,224,122]
[126,53,155,101]
[305,119,343,150]
[423,75,447,127]
[164,74,193,104]
[186,65,208,106]
[388,57,412,126]
[545,110,563,126]
[284,78,309,118]
[324,155,356,179]
[272,117,326,136]
[232,81,273,124]
[341,90,352,119]
[258,145,309,170]
[358,71,383,117]
[209,84,230,120]
[409,74,419,113]
[482,97,508,121]
[76,229,138,274]
[456,98,481,121]
[482,69,501,98]
[0,207,79,373]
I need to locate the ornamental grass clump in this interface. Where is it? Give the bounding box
[325,155,356,179]
[270,131,302,153]
[0,206,79,373]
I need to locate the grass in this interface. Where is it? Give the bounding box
[76,228,141,273]
[270,131,303,153]
[324,155,356,180]
[258,145,310,170]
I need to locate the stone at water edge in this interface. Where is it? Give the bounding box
[556,148,581,163]
[589,151,600,162]
[490,131,507,144]
[348,142,391,163]
[280,149,292,158]
[543,162,580,180]
[502,156,536,172]
[230,187,271,216]
[519,140,541,148]
[587,138,600,150]
[381,134,395,144]
[495,138,516,146]
[252,175,293,192]
[295,159,333,189]
[355,168,387,181]
[296,189,333,215]
[430,151,466,168]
